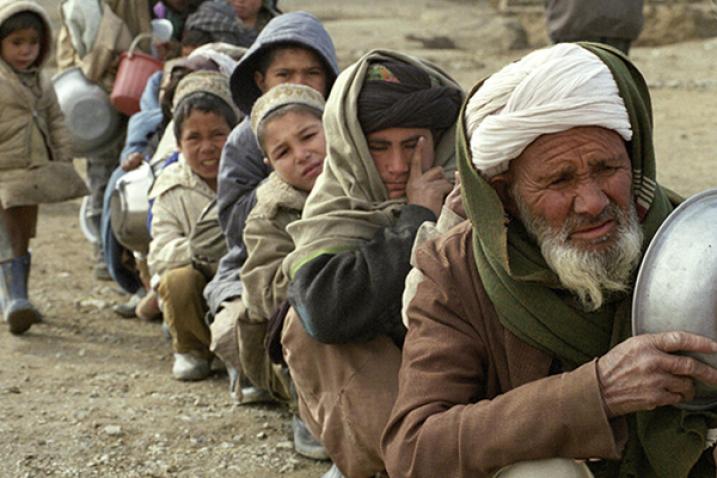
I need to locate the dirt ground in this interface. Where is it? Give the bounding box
[1,1,716,477]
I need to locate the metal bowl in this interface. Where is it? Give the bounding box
[52,67,120,156]
[632,188,717,410]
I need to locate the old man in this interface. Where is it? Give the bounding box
[382,43,717,477]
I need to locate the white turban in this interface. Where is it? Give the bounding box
[465,43,632,177]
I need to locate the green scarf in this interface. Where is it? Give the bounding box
[457,42,715,477]
[284,49,463,278]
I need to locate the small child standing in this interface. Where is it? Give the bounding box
[0,0,88,334]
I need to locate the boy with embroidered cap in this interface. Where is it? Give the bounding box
[210,83,328,459]
[0,0,88,334]
[148,70,239,380]
[205,11,338,321]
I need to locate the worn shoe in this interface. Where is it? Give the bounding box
[293,415,329,460]
[112,291,143,318]
[1,254,42,335]
[93,261,112,281]
[321,464,345,478]
[172,353,211,381]
[227,366,274,404]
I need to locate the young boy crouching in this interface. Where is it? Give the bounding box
[147,70,238,380]
[210,83,327,458]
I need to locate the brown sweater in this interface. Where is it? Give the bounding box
[381,222,627,478]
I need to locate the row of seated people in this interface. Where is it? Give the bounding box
[104,8,715,478]
[112,11,463,475]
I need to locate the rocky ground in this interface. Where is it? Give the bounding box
[1,1,715,477]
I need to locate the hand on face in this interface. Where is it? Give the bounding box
[405,136,452,217]
[597,331,717,418]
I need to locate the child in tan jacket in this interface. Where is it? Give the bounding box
[210,83,327,459]
[0,0,88,335]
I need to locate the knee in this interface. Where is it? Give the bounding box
[161,265,203,288]
[494,458,593,478]
[158,266,205,299]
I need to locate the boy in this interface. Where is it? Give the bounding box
[148,70,239,380]
[211,83,326,404]
[205,11,338,317]
[0,0,88,334]
[281,52,464,477]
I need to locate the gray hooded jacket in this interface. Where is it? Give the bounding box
[205,11,338,313]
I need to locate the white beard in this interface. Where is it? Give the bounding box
[514,193,644,311]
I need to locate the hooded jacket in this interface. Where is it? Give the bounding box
[207,11,337,312]
[0,0,88,208]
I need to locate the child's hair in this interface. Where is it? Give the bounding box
[256,103,323,154]
[0,11,48,68]
[173,92,238,142]
[255,42,323,76]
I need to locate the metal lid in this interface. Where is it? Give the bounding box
[632,188,717,410]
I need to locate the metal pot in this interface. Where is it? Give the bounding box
[52,67,120,156]
[632,188,717,410]
[109,162,153,254]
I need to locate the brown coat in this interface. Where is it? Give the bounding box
[382,222,627,478]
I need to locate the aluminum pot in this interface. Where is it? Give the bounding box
[632,188,717,410]
[52,67,120,156]
[109,162,153,254]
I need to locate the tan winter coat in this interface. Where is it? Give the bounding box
[0,0,88,208]
[241,172,307,325]
[148,157,215,278]
[210,172,306,403]
[241,172,306,400]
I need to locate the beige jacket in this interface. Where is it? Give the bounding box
[241,172,307,324]
[148,158,215,278]
[0,0,87,208]
[210,173,306,403]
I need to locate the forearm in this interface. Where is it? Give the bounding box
[288,205,435,344]
[385,361,624,478]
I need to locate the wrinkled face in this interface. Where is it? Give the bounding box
[506,126,634,253]
[229,0,263,21]
[254,48,327,97]
[495,126,642,310]
[179,109,231,183]
[1,27,40,71]
[367,127,434,199]
[263,110,326,192]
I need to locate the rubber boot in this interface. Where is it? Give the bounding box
[0,254,41,335]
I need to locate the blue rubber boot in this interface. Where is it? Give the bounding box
[1,254,41,335]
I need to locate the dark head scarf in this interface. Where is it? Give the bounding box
[357,60,462,135]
